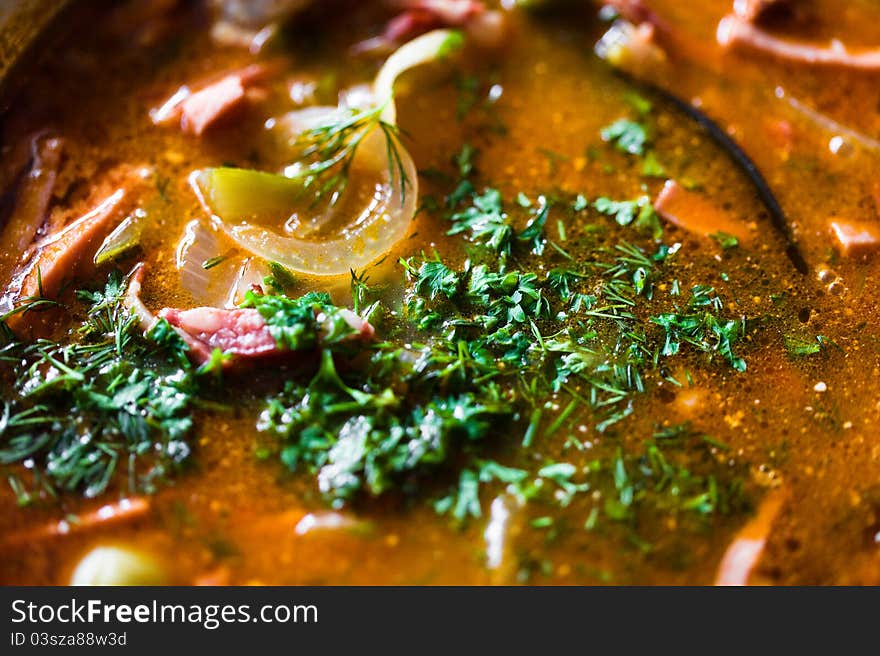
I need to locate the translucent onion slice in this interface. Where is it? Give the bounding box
[373,29,464,124]
[272,105,385,237]
[175,218,264,308]
[225,257,270,307]
[176,218,225,306]
[191,29,464,277]
[192,132,417,275]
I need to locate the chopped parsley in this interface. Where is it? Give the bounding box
[710,231,739,250]
[447,187,549,258]
[594,196,662,238]
[601,119,649,156]
[652,286,747,372]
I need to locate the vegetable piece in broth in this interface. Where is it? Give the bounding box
[193,30,465,276]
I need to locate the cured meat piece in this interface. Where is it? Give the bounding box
[3,165,151,335]
[0,134,63,273]
[718,14,880,70]
[158,303,374,367]
[653,180,750,241]
[829,219,880,257]
[150,64,271,135]
[354,1,505,54]
[14,190,130,301]
[159,306,278,362]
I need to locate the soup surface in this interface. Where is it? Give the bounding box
[1,0,879,585]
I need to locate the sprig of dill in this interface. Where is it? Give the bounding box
[295,104,411,206]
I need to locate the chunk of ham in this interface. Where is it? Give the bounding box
[408,0,487,24]
[150,64,272,136]
[4,168,149,336]
[125,263,243,361]
[153,302,372,368]
[354,1,504,54]
[125,264,374,368]
[829,219,880,257]
[653,179,750,241]
[733,0,794,23]
[14,190,129,300]
[180,76,249,136]
[159,306,280,363]
[383,8,449,44]
[2,134,63,252]
[716,488,787,585]
[717,14,880,70]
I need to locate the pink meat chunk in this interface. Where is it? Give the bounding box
[4,174,148,337]
[408,0,484,25]
[158,305,374,367]
[3,134,63,260]
[717,14,880,70]
[829,220,880,257]
[3,164,151,337]
[353,1,494,53]
[384,9,442,43]
[17,189,129,300]
[180,76,247,136]
[152,64,270,135]
[159,307,277,361]
[653,179,750,241]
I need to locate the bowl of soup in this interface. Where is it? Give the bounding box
[0,0,878,586]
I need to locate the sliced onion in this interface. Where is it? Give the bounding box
[274,105,343,145]
[374,29,464,123]
[94,208,146,265]
[225,257,270,307]
[338,84,375,111]
[175,218,250,307]
[190,29,464,277]
[176,219,217,293]
[273,105,378,236]
[192,137,417,276]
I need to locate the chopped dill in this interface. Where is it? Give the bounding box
[0,272,198,500]
[295,104,411,206]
